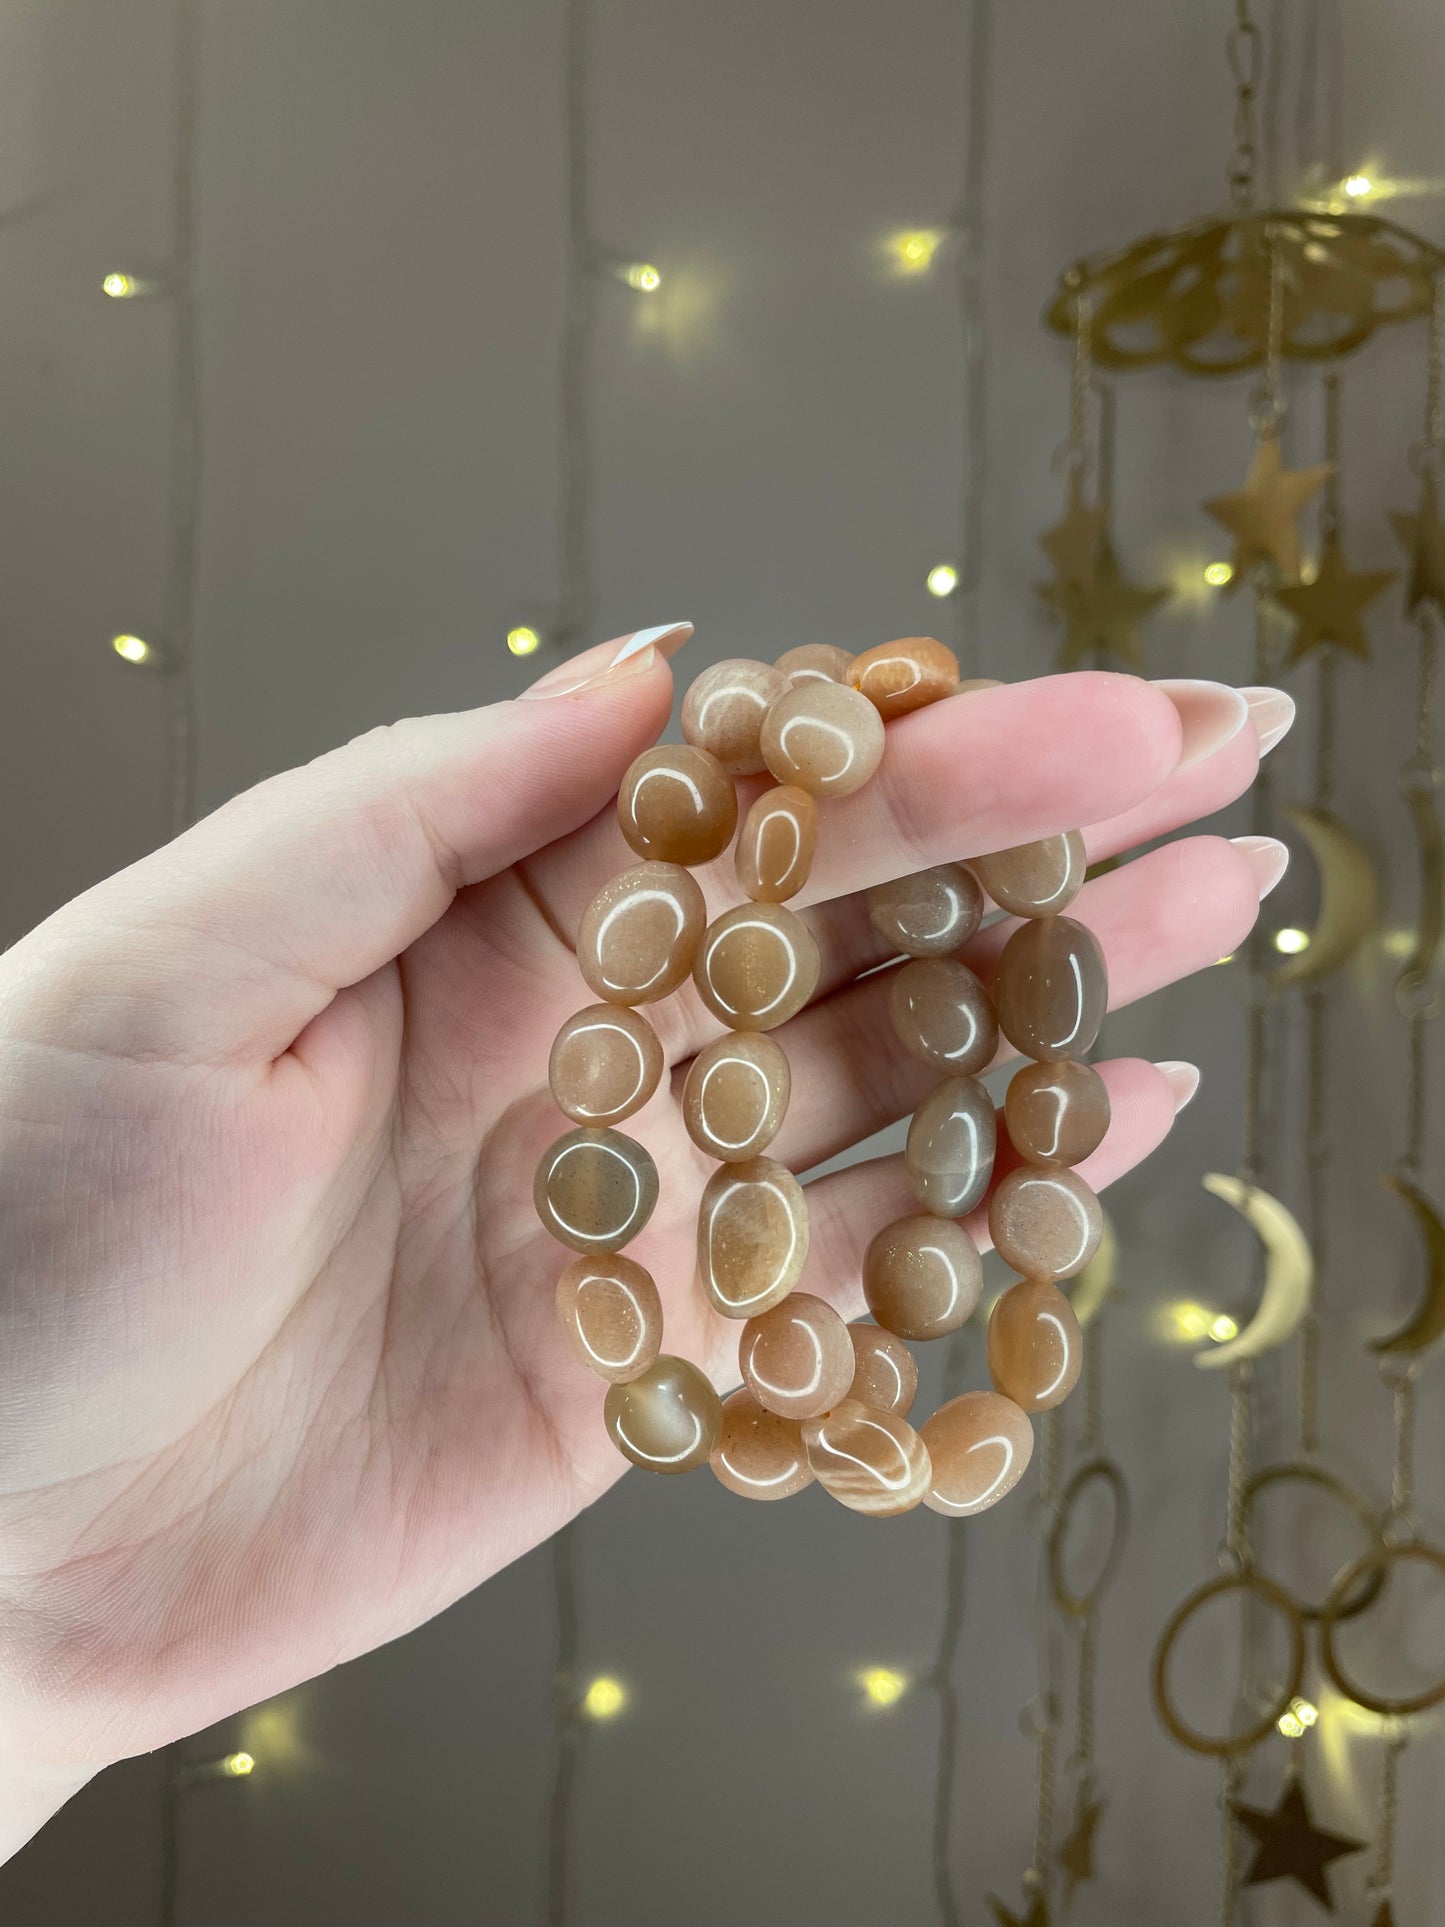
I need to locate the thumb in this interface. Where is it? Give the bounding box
[11,623,690,1065]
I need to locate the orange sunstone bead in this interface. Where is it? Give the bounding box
[680,657,789,775]
[774,643,853,686]
[693,902,821,1031]
[846,1324,919,1417]
[735,784,818,903]
[549,1003,664,1126]
[710,1390,813,1500]
[802,1400,932,1516]
[739,1292,855,1421]
[973,831,1087,918]
[681,1031,790,1162]
[697,1156,810,1318]
[868,864,984,958]
[994,914,1108,1061]
[921,1391,1034,1517]
[986,1279,1083,1413]
[988,1165,1103,1282]
[604,1356,722,1473]
[533,1127,659,1254]
[1004,1059,1111,1168]
[555,1254,663,1382]
[848,634,960,719]
[760,680,885,798]
[617,744,738,867]
[889,956,997,1074]
[577,861,706,1006]
[904,1074,997,1218]
[863,1214,983,1342]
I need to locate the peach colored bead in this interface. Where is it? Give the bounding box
[921,1391,1035,1517]
[555,1254,662,1381]
[604,1355,721,1473]
[681,1031,790,1162]
[577,861,705,1006]
[549,1004,664,1126]
[697,1156,809,1318]
[848,635,960,720]
[846,1325,919,1417]
[802,1399,932,1516]
[533,1127,659,1254]
[710,1390,813,1500]
[739,1292,855,1421]
[863,1214,983,1341]
[681,658,789,775]
[774,643,853,686]
[988,1165,1103,1281]
[735,785,818,903]
[994,914,1108,1061]
[867,864,984,958]
[973,831,1087,918]
[692,902,821,1031]
[1004,1060,1111,1168]
[904,1074,997,1218]
[987,1279,1083,1412]
[889,957,997,1075]
[760,681,885,799]
[616,744,738,867]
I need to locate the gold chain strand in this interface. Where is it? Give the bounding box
[1226,0,1261,211]
[1224,1360,1254,1569]
[951,0,992,680]
[1370,1723,1406,1906]
[557,0,595,652]
[1082,1317,1104,1456]
[1320,370,1343,543]
[1096,378,1116,522]
[1074,1613,1098,1771]
[1069,291,1094,471]
[1385,1364,1417,1537]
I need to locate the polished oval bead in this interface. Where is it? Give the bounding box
[709,1390,813,1500]
[549,1004,664,1126]
[604,1355,721,1473]
[739,1292,854,1421]
[681,1031,790,1161]
[921,1391,1034,1517]
[988,1165,1103,1281]
[868,864,984,958]
[697,1156,809,1318]
[863,1213,982,1340]
[848,634,960,720]
[616,744,738,866]
[577,861,705,1006]
[759,681,885,798]
[1004,1059,1111,1168]
[692,903,820,1031]
[889,957,997,1074]
[774,642,853,686]
[735,785,818,903]
[680,658,789,775]
[555,1254,662,1381]
[846,1324,919,1417]
[904,1075,997,1218]
[802,1400,932,1516]
[973,831,1086,918]
[994,915,1108,1061]
[534,1127,659,1253]
[987,1279,1083,1412]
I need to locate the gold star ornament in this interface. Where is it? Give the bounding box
[1204,436,1333,584]
[1369,1901,1396,1927]
[1389,468,1445,615]
[1232,1776,1368,1911]
[1270,534,1396,665]
[1056,1784,1106,1908]
[986,1890,1049,1927]
[1038,471,1106,586]
[1037,538,1168,670]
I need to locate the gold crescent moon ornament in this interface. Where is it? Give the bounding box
[1269,803,1378,987]
[1067,1208,1118,1328]
[1395,754,1444,1017]
[1195,1176,1314,1370]
[1372,1172,1445,1356]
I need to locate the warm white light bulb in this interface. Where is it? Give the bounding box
[888,229,946,275]
[1204,560,1234,587]
[927,563,960,598]
[622,263,661,293]
[1209,1314,1239,1344]
[112,633,153,664]
[1273,927,1310,956]
[581,1676,627,1720]
[1343,174,1372,199]
[102,272,140,299]
[859,1667,908,1707]
[223,1752,255,1777]
[507,626,542,657]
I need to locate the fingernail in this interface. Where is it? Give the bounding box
[1152,678,1251,769]
[1240,685,1296,757]
[1230,834,1290,899]
[519,622,693,699]
[1154,1060,1202,1113]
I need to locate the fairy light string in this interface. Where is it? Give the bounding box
[950,0,992,680]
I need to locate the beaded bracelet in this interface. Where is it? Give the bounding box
[534,637,1109,1520]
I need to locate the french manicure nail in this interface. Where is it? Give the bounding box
[1154,1060,1202,1113]
[1230,834,1290,899]
[1152,678,1251,770]
[519,622,693,699]
[1240,685,1296,757]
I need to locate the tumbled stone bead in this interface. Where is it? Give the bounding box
[549,1004,664,1126]
[848,635,960,719]
[994,915,1108,1061]
[697,1156,809,1317]
[889,957,997,1075]
[680,658,789,775]
[867,864,984,958]
[863,1213,982,1341]
[681,1031,790,1162]
[604,1354,721,1473]
[534,1127,659,1253]
[988,1165,1103,1281]
[775,642,853,686]
[616,744,738,867]
[692,902,820,1031]
[555,1253,662,1381]
[987,1278,1083,1412]
[904,1075,997,1218]
[577,861,705,1006]
[735,785,818,903]
[710,1389,813,1500]
[1004,1060,1110,1168]
[759,681,885,799]
[739,1291,855,1420]
[921,1391,1034,1517]
[846,1324,919,1417]
[802,1400,932,1516]
[973,831,1086,918]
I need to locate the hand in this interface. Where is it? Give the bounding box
[0,627,1284,1848]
